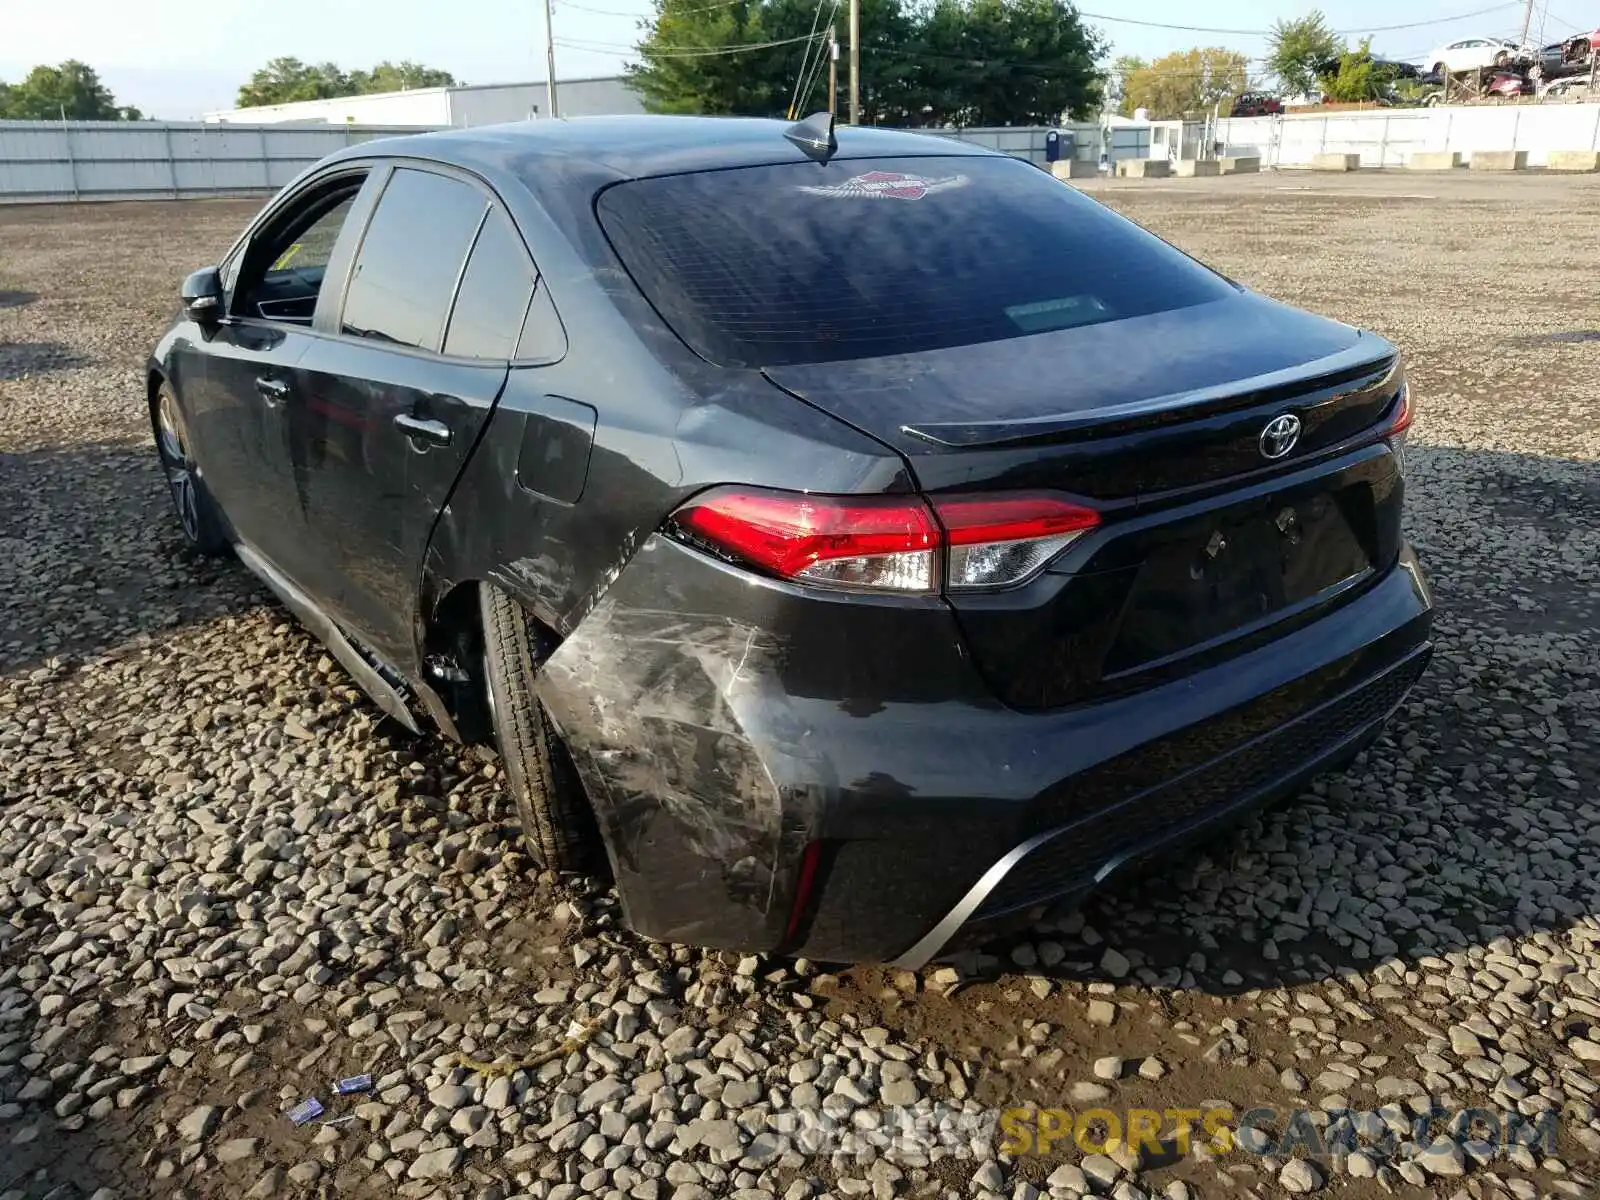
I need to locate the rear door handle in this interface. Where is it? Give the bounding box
[255,376,289,405]
[394,414,452,446]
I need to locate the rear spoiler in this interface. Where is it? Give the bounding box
[899,343,1400,450]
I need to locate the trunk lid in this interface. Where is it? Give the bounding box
[763,292,1392,498]
[766,295,1408,711]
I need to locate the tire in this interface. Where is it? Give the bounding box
[478,584,596,872]
[1494,50,1510,67]
[153,380,230,556]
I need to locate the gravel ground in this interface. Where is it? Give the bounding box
[1,172,1598,1200]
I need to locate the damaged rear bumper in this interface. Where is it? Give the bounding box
[536,535,1433,965]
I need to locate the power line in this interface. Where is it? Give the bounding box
[796,14,839,110]
[1542,8,1591,32]
[1073,2,1519,37]
[1335,5,1523,33]
[787,0,836,117]
[555,31,825,56]
[557,0,746,16]
[553,0,1524,37]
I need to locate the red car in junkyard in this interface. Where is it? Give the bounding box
[1231,92,1284,117]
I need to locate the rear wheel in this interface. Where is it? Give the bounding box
[479,584,596,872]
[153,381,229,556]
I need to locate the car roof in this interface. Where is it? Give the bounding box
[324,115,995,184]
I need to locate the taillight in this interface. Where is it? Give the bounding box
[933,493,1101,591]
[1386,380,1413,474]
[671,487,939,592]
[1388,381,1414,436]
[667,486,1100,594]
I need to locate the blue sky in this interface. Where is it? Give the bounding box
[1,0,1579,117]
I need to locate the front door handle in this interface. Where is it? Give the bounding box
[255,376,289,406]
[394,414,452,446]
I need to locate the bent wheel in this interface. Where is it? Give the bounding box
[479,583,597,872]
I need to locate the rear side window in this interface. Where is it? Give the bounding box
[594,155,1236,368]
[342,168,486,351]
[445,207,537,360]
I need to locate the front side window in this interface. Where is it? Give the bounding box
[235,181,364,325]
[593,154,1236,369]
[341,168,487,351]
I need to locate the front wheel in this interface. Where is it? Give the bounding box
[478,584,598,872]
[153,381,229,556]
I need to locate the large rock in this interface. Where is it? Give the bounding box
[407,1148,464,1180]
[177,1105,220,1142]
[1281,1159,1323,1192]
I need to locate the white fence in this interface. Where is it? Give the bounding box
[0,120,421,204]
[13,106,1593,203]
[0,118,1159,203]
[936,124,1151,166]
[1217,102,1600,168]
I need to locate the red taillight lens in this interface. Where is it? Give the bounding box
[933,494,1101,544]
[668,487,1101,593]
[1387,381,1414,436]
[671,487,940,593]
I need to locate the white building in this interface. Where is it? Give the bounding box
[204,77,645,127]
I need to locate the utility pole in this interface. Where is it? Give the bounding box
[848,0,860,124]
[544,0,561,118]
[1518,0,1535,47]
[828,28,839,117]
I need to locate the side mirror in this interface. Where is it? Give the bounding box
[180,267,224,326]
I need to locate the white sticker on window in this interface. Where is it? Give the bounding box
[798,170,969,200]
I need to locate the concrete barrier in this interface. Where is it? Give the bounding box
[1470,150,1527,171]
[1051,160,1100,180]
[1220,156,1261,174]
[1547,149,1600,172]
[1115,158,1171,178]
[1407,151,1462,170]
[1173,159,1221,177]
[1311,153,1361,172]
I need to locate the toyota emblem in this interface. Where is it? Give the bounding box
[1258,413,1302,460]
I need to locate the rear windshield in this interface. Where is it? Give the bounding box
[595,155,1236,369]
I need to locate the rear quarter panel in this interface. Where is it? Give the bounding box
[417,163,913,638]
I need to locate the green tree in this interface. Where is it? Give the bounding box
[1107,55,1146,114]
[1318,37,1402,103]
[628,0,1104,125]
[0,61,141,120]
[236,58,457,107]
[237,58,352,107]
[1268,10,1341,99]
[349,61,458,93]
[1119,47,1249,118]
